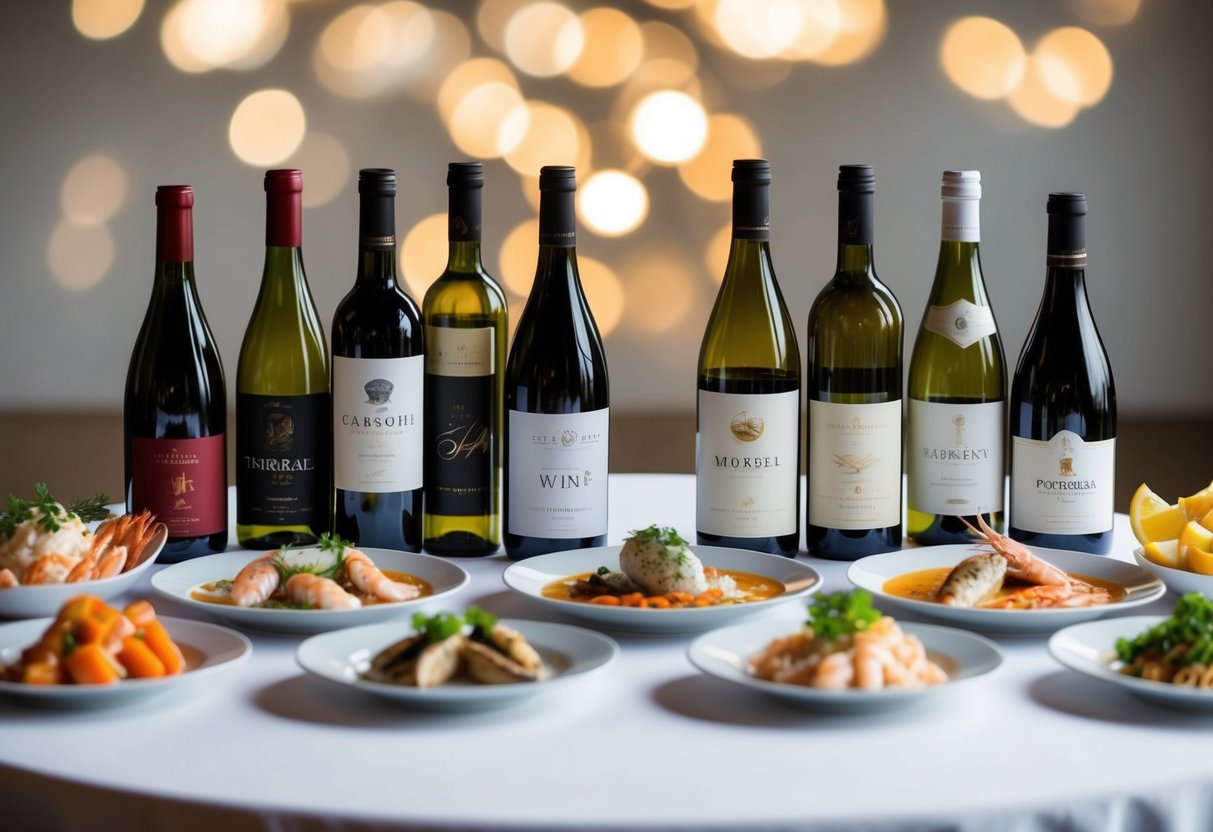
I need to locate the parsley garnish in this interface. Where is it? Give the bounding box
[0,483,111,541]
[807,589,882,641]
[1116,592,1213,666]
[411,606,497,644]
[627,525,690,549]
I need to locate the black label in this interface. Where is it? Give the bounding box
[236,392,330,528]
[424,374,493,517]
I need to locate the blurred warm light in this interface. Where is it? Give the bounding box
[568,8,644,88]
[1034,27,1113,107]
[400,212,448,300]
[161,2,212,72]
[73,0,144,40]
[225,0,290,71]
[620,250,696,334]
[579,171,648,237]
[314,3,447,98]
[402,10,473,101]
[941,17,1026,101]
[48,221,114,291]
[630,91,708,165]
[377,2,436,71]
[504,102,585,175]
[519,173,543,213]
[780,0,844,61]
[577,256,624,338]
[504,2,585,78]
[477,0,530,55]
[810,0,885,66]
[61,155,128,226]
[679,114,762,202]
[1007,56,1081,129]
[643,0,696,8]
[714,0,805,59]
[637,22,699,84]
[448,81,529,158]
[286,132,350,208]
[499,219,540,296]
[438,58,519,123]
[1068,0,1141,26]
[162,0,288,73]
[229,89,307,166]
[705,221,732,282]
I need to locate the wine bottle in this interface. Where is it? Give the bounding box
[504,166,609,559]
[1009,192,1116,554]
[805,164,903,560]
[423,162,507,556]
[696,159,800,557]
[235,169,330,549]
[906,170,1007,544]
[331,168,424,552]
[124,185,228,561]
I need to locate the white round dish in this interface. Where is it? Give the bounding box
[296,618,619,711]
[688,617,1003,713]
[1131,548,1213,597]
[0,533,166,619]
[501,545,821,634]
[152,549,470,636]
[846,544,1165,634]
[1049,615,1213,711]
[0,616,251,708]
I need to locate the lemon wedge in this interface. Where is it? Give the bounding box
[1129,483,1187,545]
[1142,540,1182,569]
[1188,546,1213,576]
[1202,507,1213,534]
[1179,479,1213,521]
[1179,519,1213,562]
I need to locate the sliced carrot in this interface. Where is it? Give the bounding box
[588,595,622,606]
[123,599,158,629]
[118,635,166,678]
[75,604,123,645]
[22,660,64,685]
[64,643,123,685]
[141,620,185,675]
[645,596,671,609]
[56,594,103,627]
[665,592,693,605]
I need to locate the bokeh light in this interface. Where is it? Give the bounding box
[780,0,844,61]
[1007,55,1081,129]
[72,0,144,40]
[635,22,699,86]
[679,114,763,202]
[229,89,307,166]
[503,2,585,78]
[643,0,696,8]
[438,58,519,123]
[499,219,540,296]
[48,221,114,291]
[810,0,885,66]
[400,212,448,300]
[477,0,531,55]
[286,132,351,208]
[579,171,649,237]
[161,0,288,73]
[705,221,733,282]
[941,17,1026,100]
[400,10,473,101]
[568,8,644,88]
[630,91,709,165]
[61,155,128,226]
[714,0,805,60]
[1067,0,1141,26]
[504,102,585,176]
[619,249,697,334]
[448,81,529,158]
[577,256,624,338]
[1034,27,1113,107]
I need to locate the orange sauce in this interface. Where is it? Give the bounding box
[883,566,1124,606]
[542,569,783,606]
[190,569,431,608]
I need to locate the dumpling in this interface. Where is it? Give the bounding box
[618,525,708,596]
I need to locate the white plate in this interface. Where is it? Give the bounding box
[152,549,470,635]
[296,618,619,711]
[688,617,1003,713]
[0,616,251,708]
[502,545,821,634]
[1049,615,1213,711]
[846,544,1165,634]
[0,534,165,619]
[1131,548,1213,597]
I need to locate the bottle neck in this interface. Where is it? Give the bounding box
[156,204,193,263]
[835,190,875,275]
[538,188,576,248]
[266,188,302,248]
[731,180,770,242]
[357,192,397,288]
[941,196,979,244]
[1047,211,1087,269]
[447,185,483,273]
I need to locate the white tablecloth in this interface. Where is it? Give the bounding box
[3,474,1212,832]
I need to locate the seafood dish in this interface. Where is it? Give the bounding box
[0,484,165,588]
[365,608,547,687]
[886,515,1123,610]
[1116,593,1213,688]
[544,525,784,609]
[2,595,183,685]
[190,535,428,611]
[750,590,948,691]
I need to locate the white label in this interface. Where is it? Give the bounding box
[425,325,493,377]
[808,400,902,530]
[941,198,980,242]
[508,408,608,539]
[907,399,1004,515]
[333,355,424,492]
[1011,431,1115,535]
[696,389,799,538]
[923,299,997,349]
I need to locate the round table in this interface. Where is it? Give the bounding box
[2,474,1211,832]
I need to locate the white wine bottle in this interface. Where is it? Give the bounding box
[504,166,609,560]
[696,159,800,557]
[805,164,903,560]
[1009,192,1116,554]
[236,169,330,548]
[423,162,507,556]
[906,171,1006,544]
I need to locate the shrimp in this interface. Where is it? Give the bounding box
[343,548,420,602]
[987,582,1114,610]
[285,573,361,610]
[230,553,280,607]
[94,545,128,579]
[66,550,99,582]
[962,514,1068,587]
[23,553,76,585]
[812,651,854,690]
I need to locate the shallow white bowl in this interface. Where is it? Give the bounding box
[297,618,619,711]
[846,544,1165,635]
[1131,548,1213,598]
[502,545,821,634]
[0,616,251,709]
[688,617,1003,713]
[152,549,470,636]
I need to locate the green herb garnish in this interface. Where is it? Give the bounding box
[317,532,352,556]
[464,606,497,634]
[0,483,112,541]
[411,607,498,643]
[807,589,882,641]
[1116,592,1213,666]
[627,525,690,549]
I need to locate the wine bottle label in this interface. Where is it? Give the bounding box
[130,435,226,538]
[808,400,902,529]
[941,198,979,242]
[425,327,496,517]
[907,400,1004,515]
[1011,431,1115,535]
[923,299,997,349]
[508,408,608,539]
[696,389,798,538]
[236,393,329,528]
[333,355,423,492]
[425,325,494,377]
